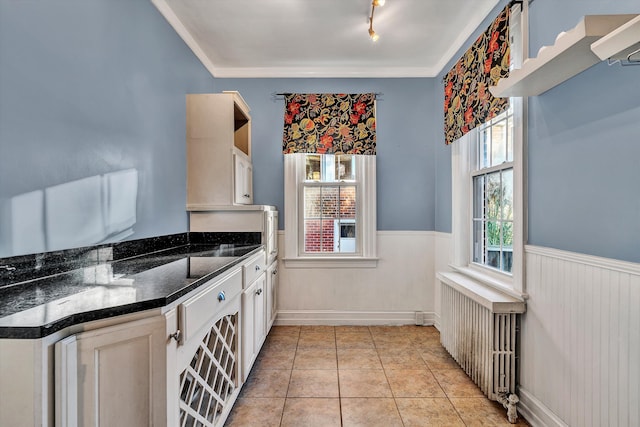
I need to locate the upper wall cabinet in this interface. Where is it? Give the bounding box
[187,91,253,208]
[490,14,639,97]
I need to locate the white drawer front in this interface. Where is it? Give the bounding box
[179,268,242,344]
[242,252,265,288]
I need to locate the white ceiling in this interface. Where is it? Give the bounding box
[152,0,500,78]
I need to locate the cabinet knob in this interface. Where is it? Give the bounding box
[256,288,263,295]
[244,194,250,198]
[169,330,182,342]
[255,265,261,271]
[217,291,226,302]
[272,269,278,275]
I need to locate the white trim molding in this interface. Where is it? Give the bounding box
[275,310,436,327]
[525,244,640,275]
[151,0,219,78]
[518,387,570,427]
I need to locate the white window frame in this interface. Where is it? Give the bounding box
[283,153,377,268]
[471,108,515,274]
[450,2,527,298]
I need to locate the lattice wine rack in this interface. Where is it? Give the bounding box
[178,313,238,427]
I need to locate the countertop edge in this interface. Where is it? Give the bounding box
[0,246,263,340]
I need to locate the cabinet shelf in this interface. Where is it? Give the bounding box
[490,14,639,97]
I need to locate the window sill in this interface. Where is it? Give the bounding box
[449,264,528,301]
[282,257,379,269]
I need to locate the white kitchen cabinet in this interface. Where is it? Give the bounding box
[187,91,253,209]
[266,261,278,332]
[54,267,244,427]
[57,315,170,426]
[240,251,266,381]
[233,150,253,205]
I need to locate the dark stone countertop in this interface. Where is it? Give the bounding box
[0,233,262,339]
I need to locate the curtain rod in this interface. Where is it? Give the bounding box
[272,92,383,100]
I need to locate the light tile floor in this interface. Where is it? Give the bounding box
[225,325,529,427]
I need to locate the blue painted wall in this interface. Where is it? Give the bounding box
[212,78,437,231]
[434,0,640,263]
[0,0,215,257]
[2,0,637,263]
[527,0,640,263]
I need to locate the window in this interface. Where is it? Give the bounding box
[449,3,525,295]
[284,153,376,267]
[472,108,514,273]
[303,154,357,253]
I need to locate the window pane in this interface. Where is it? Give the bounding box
[506,115,513,162]
[305,155,321,181]
[304,219,333,252]
[336,155,355,181]
[473,176,484,220]
[491,120,507,166]
[479,127,490,169]
[339,186,356,220]
[303,184,357,254]
[320,186,340,218]
[336,220,356,253]
[304,187,321,218]
[503,221,513,249]
[473,220,483,263]
[485,172,501,220]
[486,220,500,249]
[502,248,513,273]
[486,220,500,269]
[502,169,513,220]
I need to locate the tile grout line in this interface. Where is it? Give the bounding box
[278,327,300,427]
[333,327,345,427]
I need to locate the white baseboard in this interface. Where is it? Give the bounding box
[518,387,569,427]
[433,312,441,332]
[274,310,436,326]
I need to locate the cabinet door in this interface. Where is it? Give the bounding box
[241,282,255,381]
[265,211,278,264]
[253,274,266,352]
[233,153,253,205]
[72,316,167,427]
[241,274,265,381]
[266,261,278,332]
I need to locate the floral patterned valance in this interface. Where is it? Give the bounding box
[444,5,511,145]
[283,93,376,155]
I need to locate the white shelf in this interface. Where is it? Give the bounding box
[591,14,640,62]
[490,14,639,97]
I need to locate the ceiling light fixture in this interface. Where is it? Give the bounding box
[368,0,385,42]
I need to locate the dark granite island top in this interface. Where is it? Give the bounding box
[0,233,262,339]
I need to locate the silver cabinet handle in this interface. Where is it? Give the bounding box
[256,288,263,295]
[217,291,226,302]
[169,330,182,342]
[244,194,250,198]
[255,265,261,271]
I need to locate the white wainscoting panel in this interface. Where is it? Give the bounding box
[276,231,436,325]
[433,232,452,330]
[521,245,640,427]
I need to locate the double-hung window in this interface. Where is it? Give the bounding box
[472,107,514,274]
[449,2,526,295]
[284,153,376,267]
[302,154,357,254]
[282,93,377,267]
